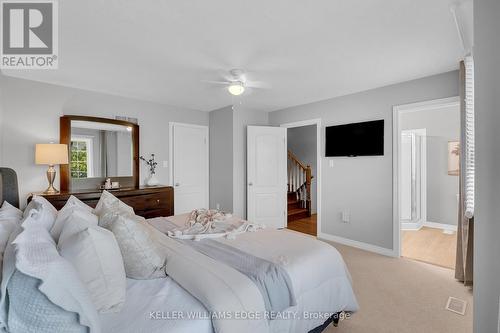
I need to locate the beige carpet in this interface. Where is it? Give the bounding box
[321,242,473,333]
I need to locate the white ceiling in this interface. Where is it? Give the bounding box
[3,0,468,112]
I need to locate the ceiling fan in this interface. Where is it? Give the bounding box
[204,69,270,96]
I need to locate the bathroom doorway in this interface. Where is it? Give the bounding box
[394,97,460,269]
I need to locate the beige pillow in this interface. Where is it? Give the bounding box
[109,214,167,279]
[94,191,134,228]
[59,225,126,313]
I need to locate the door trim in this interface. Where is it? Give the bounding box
[280,118,322,237]
[392,97,459,257]
[169,122,210,209]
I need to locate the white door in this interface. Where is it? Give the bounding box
[247,126,287,229]
[170,123,209,214]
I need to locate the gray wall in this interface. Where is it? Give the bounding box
[232,106,269,218]
[287,125,317,213]
[209,106,234,212]
[0,75,209,207]
[208,105,268,218]
[474,0,500,331]
[0,75,4,166]
[401,106,460,226]
[269,71,459,250]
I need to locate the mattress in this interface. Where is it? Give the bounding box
[99,278,214,333]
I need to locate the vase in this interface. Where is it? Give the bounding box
[146,173,159,186]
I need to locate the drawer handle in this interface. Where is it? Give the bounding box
[156,199,160,204]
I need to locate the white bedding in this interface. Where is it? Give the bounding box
[100,278,213,333]
[100,275,352,333]
[147,214,359,333]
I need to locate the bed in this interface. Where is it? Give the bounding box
[0,167,358,333]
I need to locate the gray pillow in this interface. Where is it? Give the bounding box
[7,270,87,333]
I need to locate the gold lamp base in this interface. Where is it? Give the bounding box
[44,165,59,194]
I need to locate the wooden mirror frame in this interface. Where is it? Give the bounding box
[59,115,139,191]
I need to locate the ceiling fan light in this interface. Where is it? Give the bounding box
[228,82,245,96]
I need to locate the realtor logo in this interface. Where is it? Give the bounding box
[1,0,58,69]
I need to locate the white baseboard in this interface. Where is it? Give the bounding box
[318,232,397,257]
[401,220,423,231]
[423,221,457,232]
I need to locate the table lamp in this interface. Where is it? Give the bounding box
[35,143,69,194]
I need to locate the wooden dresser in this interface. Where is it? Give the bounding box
[28,186,174,219]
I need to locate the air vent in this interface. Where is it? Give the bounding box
[445,297,467,315]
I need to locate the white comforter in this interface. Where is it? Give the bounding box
[147,214,359,333]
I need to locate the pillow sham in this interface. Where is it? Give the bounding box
[22,195,58,230]
[57,209,98,246]
[51,196,93,242]
[0,201,22,221]
[0,224,100,332]
[59,225,126,313]
[108,214,167,279]
[0,201,23,267]
[94,191,134,228]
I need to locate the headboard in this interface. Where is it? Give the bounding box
[0,168,20,209]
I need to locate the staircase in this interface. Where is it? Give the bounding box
[287,150,312,223]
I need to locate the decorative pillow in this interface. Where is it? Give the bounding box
[57,209,98,246]
[51,196,93,242]
[59,225,126,313]
[0,224,100,332]
[94,191,134,228]
[0,201,22,221]
[7,270,87,333]
[108,214,167,279]
[22,196,58,230]
[0,201,23,268]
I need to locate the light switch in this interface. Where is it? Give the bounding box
[329,160,334,168]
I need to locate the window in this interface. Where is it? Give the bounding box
[70,137,93,178]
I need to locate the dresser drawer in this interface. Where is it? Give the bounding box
[136,208,173,219]
[121,192,169,212]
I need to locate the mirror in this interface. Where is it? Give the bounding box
[70,121,133,179]
[60,116,139,191]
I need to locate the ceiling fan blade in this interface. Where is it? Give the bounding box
[246,81,272,89]
[201,80,230,85]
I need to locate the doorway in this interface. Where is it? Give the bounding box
[393,97,460,269]
[169,122,209,214]
[281,119,321,237]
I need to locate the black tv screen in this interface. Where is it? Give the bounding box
[325,120,384,157]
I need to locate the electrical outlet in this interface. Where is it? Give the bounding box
[341,211,350,223]
[216,203,221,210]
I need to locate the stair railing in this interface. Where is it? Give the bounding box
[287,150,312,216]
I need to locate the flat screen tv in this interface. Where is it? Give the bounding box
[325,120,384,157]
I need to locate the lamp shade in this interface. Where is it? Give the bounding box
[35,144,69,165]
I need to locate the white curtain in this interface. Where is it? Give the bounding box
[464,56,475,219]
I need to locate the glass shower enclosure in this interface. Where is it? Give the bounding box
[400,129,426,229]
